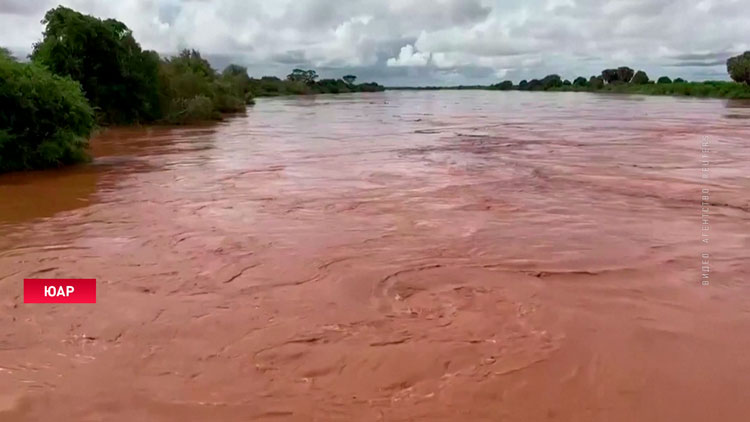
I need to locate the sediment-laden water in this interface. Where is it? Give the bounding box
[1,91,749,421]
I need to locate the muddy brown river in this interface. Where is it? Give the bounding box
[1,91,749,421]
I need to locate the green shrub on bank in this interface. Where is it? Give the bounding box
[157,50,251,124]
[246,74,384,97]
[31,6,161,124]
[547,79,750,99]
[727,52,750,84]
[0,53,94,172]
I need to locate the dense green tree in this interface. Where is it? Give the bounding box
[657,76,672,84]
[169,49,215,79]
[573,76,588,87]
[518,80,529,90]
[342,74,357,84]
[157,50,248,124]
[287,69,318,84]
[602,67,634,84]
[356,82,385,92]
[314,78,351,94]
[541,74,563,89]
[563,79,572,86]
[31,6,160,124]
[0,47,13,60]
[601,69,619,84]
[527,79,544,90]
[617,67,635,83]
[631,70,650,84]
[1,53,94,172]
[496,80,514,90]
[589,76,605,89]
[221,64,254,104]
[674,78,686,83]
[727,52,750,84]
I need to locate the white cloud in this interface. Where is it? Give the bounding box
[1,0,749,85]
[386,44,430,67]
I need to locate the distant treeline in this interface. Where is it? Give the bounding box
[248,71,384,97]
[0,6,383,172]
[486,63,750,99]
[391,59,750,99]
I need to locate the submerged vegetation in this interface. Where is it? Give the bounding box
[0,6,383,172]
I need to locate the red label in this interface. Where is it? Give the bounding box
[24,279,96,303]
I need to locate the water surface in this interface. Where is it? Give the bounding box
[1,91,749,421]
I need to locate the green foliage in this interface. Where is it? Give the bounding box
[727,52,750,84]
[342,74,357,84]
[657,76,672,84]
[617,67,635,83]
[525,79,543,91]
[541,74,563,89]
[0,54,94,172]
[246,74,383,97]
[0,47,13,60]
[601,67,634,84]
[287,68,318,84]
[563,79,572,86]
[157,50,250,124]
[31,6,160,124]
[220,64,254,105]
[314,78,351,94]
[601,69,618,84]
[573,76,588,87]
[169,49,215,79]
[631,70,650,84]
[674,78,686,83]
[490,80,514,90]
[589,76,604,89]
[357,82,386,92]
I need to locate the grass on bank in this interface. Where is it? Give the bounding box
[547,81,750,99]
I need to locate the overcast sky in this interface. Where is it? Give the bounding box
[1,0,748,86]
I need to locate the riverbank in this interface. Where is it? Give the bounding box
[388,80,750,99]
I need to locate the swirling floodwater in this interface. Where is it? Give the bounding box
[1,91,749,421]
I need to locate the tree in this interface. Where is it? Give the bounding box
[602,67,634,84]
[287,68,318,84]
[170,49,215,78]
[221,64,254,104]
[518,80,529,90]
[573,76,588,87]
[601,69,619,84]
[563,79,572,86]
[31,6,161,124]
[674,78,686,83]
[541,74,563,89]
[223,64,248,77]
[589,76,604,89]
[631,70,650,84]
[342,74,357,84]
[496,80,514,90]
[527,79,543,90]
[157,51,249,124]
[727,52,750,84]
[657,76,672,84]
[617,67,635,83]
[0,54,94,172]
